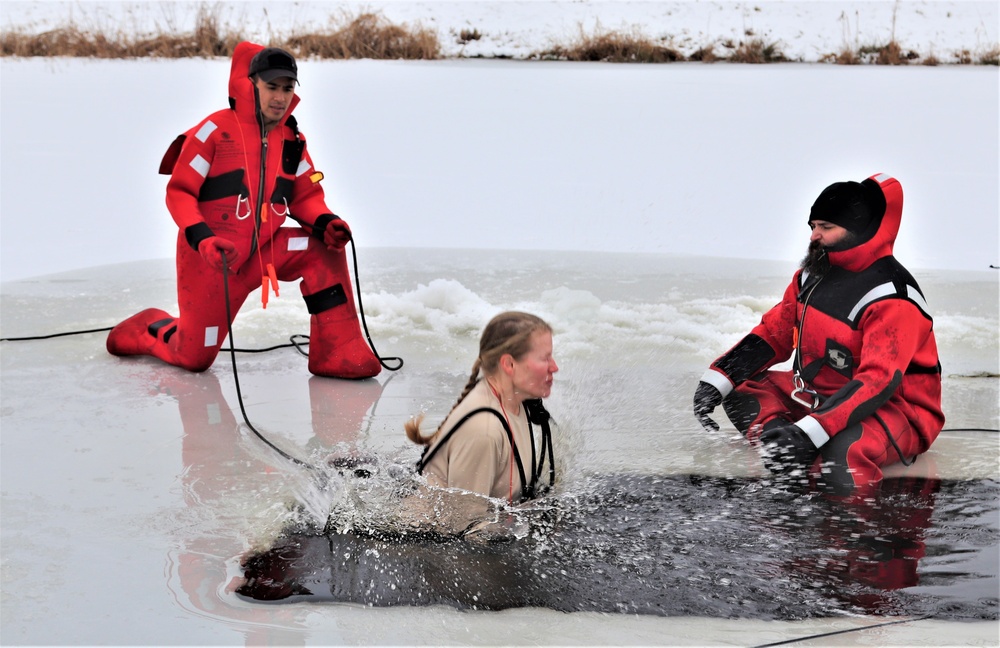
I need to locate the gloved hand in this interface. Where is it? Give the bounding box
[198,236,239,272]
[323,217,352,250]
[759,422,818,475]
[693,381,723,431]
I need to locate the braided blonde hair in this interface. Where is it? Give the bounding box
[405,311,552,446]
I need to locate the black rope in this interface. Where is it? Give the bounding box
[0,325,313,354]
[874,411,914,466]
[346,239,402,371]
[750,614,933,648]
[220,253,318,472]
[1,326,112,341]
[225,334,311,355]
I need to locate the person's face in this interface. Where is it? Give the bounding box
[809,219,850,247]
[510,330,558,401]
[254,76,295,127]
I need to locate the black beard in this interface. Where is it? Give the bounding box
[801,231,859,275]
[800,241,831,276]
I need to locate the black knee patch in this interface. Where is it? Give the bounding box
[303,283,347,315]
[148,318,176,343]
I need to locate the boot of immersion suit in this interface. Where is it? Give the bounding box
[303,282,380,379]
[106,308,174,357]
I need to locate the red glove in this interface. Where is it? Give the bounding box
[323,217,352,250]
[198,236,239,272]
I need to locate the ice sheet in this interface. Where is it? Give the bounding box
[1,251,997,644]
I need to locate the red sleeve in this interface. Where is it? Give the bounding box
[708,273,800,387]
[748,275,799,364]
[165,118,217,233]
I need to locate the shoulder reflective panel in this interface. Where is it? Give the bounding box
[906,284,931,319]
[847,281,896,324]
[189,154,211,178]
[195,120,218,143]
[873,172,893,184]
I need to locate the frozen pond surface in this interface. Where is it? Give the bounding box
[1,10,998,640]
[1,249,997,645]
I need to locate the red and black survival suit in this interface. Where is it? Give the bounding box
[107,42,380,379]
[694,173,943,497]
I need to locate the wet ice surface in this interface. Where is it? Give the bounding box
[1,249,997,644]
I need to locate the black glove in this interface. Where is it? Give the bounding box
[759,422,818,474]
[693,381,723,431]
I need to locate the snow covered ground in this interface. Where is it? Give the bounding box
[1,2,998,646]
[3,0,998,62]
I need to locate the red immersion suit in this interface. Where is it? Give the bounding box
[701,174,944,496]
[107,42,380,379]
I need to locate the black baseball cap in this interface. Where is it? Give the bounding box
[249,47,298,84]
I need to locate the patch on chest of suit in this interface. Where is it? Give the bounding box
[824,339,854,377]
[214,133,243,164]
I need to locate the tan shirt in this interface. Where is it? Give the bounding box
[422,379,538,503]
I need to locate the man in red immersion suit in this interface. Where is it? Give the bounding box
[107,43,381,379]
[692,173,944,498]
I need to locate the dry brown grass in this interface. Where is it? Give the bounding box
[857,40,920,65]
[1,6,996,66]
[284,12,440,60]
[1,10,437,60]
[458,28,482,44]
[820,47,861,65]
[978,45,1000,66]
[688,45,718,63]
[953,49,975,65]
[532,27,684,63]
[726,38,789,63]
[1,7,241,58]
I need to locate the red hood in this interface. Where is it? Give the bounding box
[228,41,300,126]
[827,173,903,273]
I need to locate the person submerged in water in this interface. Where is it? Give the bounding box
[404,311,559,534]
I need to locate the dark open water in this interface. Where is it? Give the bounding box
[237,474,999,621]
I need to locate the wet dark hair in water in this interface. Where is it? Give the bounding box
[405,311,552,446]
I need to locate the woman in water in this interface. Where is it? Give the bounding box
[405,311,559,532]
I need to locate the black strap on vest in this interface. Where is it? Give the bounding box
[416,403,555,503]
[524,399,556,491]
